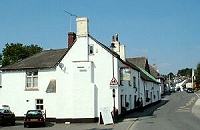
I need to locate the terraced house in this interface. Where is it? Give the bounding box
[0,17,161,123]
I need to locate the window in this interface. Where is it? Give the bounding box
[146,90,150,102]
[133,76,136,88]
[89,45,94,54]
[120,67,131,86]
[128,81,131,86]
[146,90,149,98]
[26,71,38,89]
[36,99,43,110]
[129,95,132,109]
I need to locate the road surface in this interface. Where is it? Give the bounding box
[130,91,200,130]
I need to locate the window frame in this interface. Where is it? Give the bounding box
[89,44,94,55]
[146,90,149,99]
[133,76,136,88]
[35,99,44,110]
[25,70,38,90]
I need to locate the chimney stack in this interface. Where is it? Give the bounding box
[68,32,76,48]
[76,17,89,37]
[110,34,126,61]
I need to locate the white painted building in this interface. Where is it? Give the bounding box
[0,17,160,122]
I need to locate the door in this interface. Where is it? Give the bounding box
[134,95,137,108]
[120,95,123,114]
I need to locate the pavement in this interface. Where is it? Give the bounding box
[51,117,138,130]
[0,119,138,130]
[192,91,200,119]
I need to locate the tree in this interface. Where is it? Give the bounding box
[0,53,2,66]
[167,72,175,80]
[2,43,42,66]
[195,63,200,84]
[177,68,192,77]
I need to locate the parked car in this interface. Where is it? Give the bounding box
[183,88,188,91]
[24,110,46,127]
[170,87,176,93]
[187,88,194,93]
[0,109,15,126]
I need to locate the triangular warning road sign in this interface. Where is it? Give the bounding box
[110,77,118,85]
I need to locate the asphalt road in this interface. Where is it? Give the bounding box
[1,92,200,130]
[130,91,200,130]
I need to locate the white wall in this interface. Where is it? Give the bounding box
[88,38,117,116]
[142,80,160,106]
[0,69,57,117]
[54,36,96,119]
[117,61,140,113]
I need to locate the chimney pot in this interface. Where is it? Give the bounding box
[115,34,119,41]
[112,35,115,42]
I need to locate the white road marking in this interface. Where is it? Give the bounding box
[194,92,200,98]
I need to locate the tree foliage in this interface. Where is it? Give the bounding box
[177,68,192,77]
[167,72,175,80]
[0,53,2,65]
[196,63,200,84]
[2,43,43,66]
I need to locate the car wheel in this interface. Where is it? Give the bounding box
[11,121,15,126]
[24,124,27,128]
[43,123,46,127]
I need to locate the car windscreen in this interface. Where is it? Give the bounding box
[27,111,42,115]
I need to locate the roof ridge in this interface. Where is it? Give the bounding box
[43,48,68,52]
[127,56,147,59]
[1,48,69,70]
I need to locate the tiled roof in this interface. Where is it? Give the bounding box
[149,65,159,79]
[139,67,160,84]
[126,57,147,69]
[126,57,159,83]
[0,48,69,71]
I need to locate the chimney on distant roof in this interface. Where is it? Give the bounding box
[68,32,76,48]
[76,17,89,37]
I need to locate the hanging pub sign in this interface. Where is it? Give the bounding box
[120,67,131,81]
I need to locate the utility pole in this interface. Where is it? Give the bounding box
[192,69,194,88]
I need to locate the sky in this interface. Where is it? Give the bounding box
[0,0,200,74]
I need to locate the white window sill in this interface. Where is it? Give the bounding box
[25,88,39,91]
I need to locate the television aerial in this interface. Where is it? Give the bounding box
[64,10,78,32]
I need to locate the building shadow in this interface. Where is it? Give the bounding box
[45,122,55,127]
[116,99,169,123]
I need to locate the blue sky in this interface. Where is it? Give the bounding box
[0,0,200,74]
